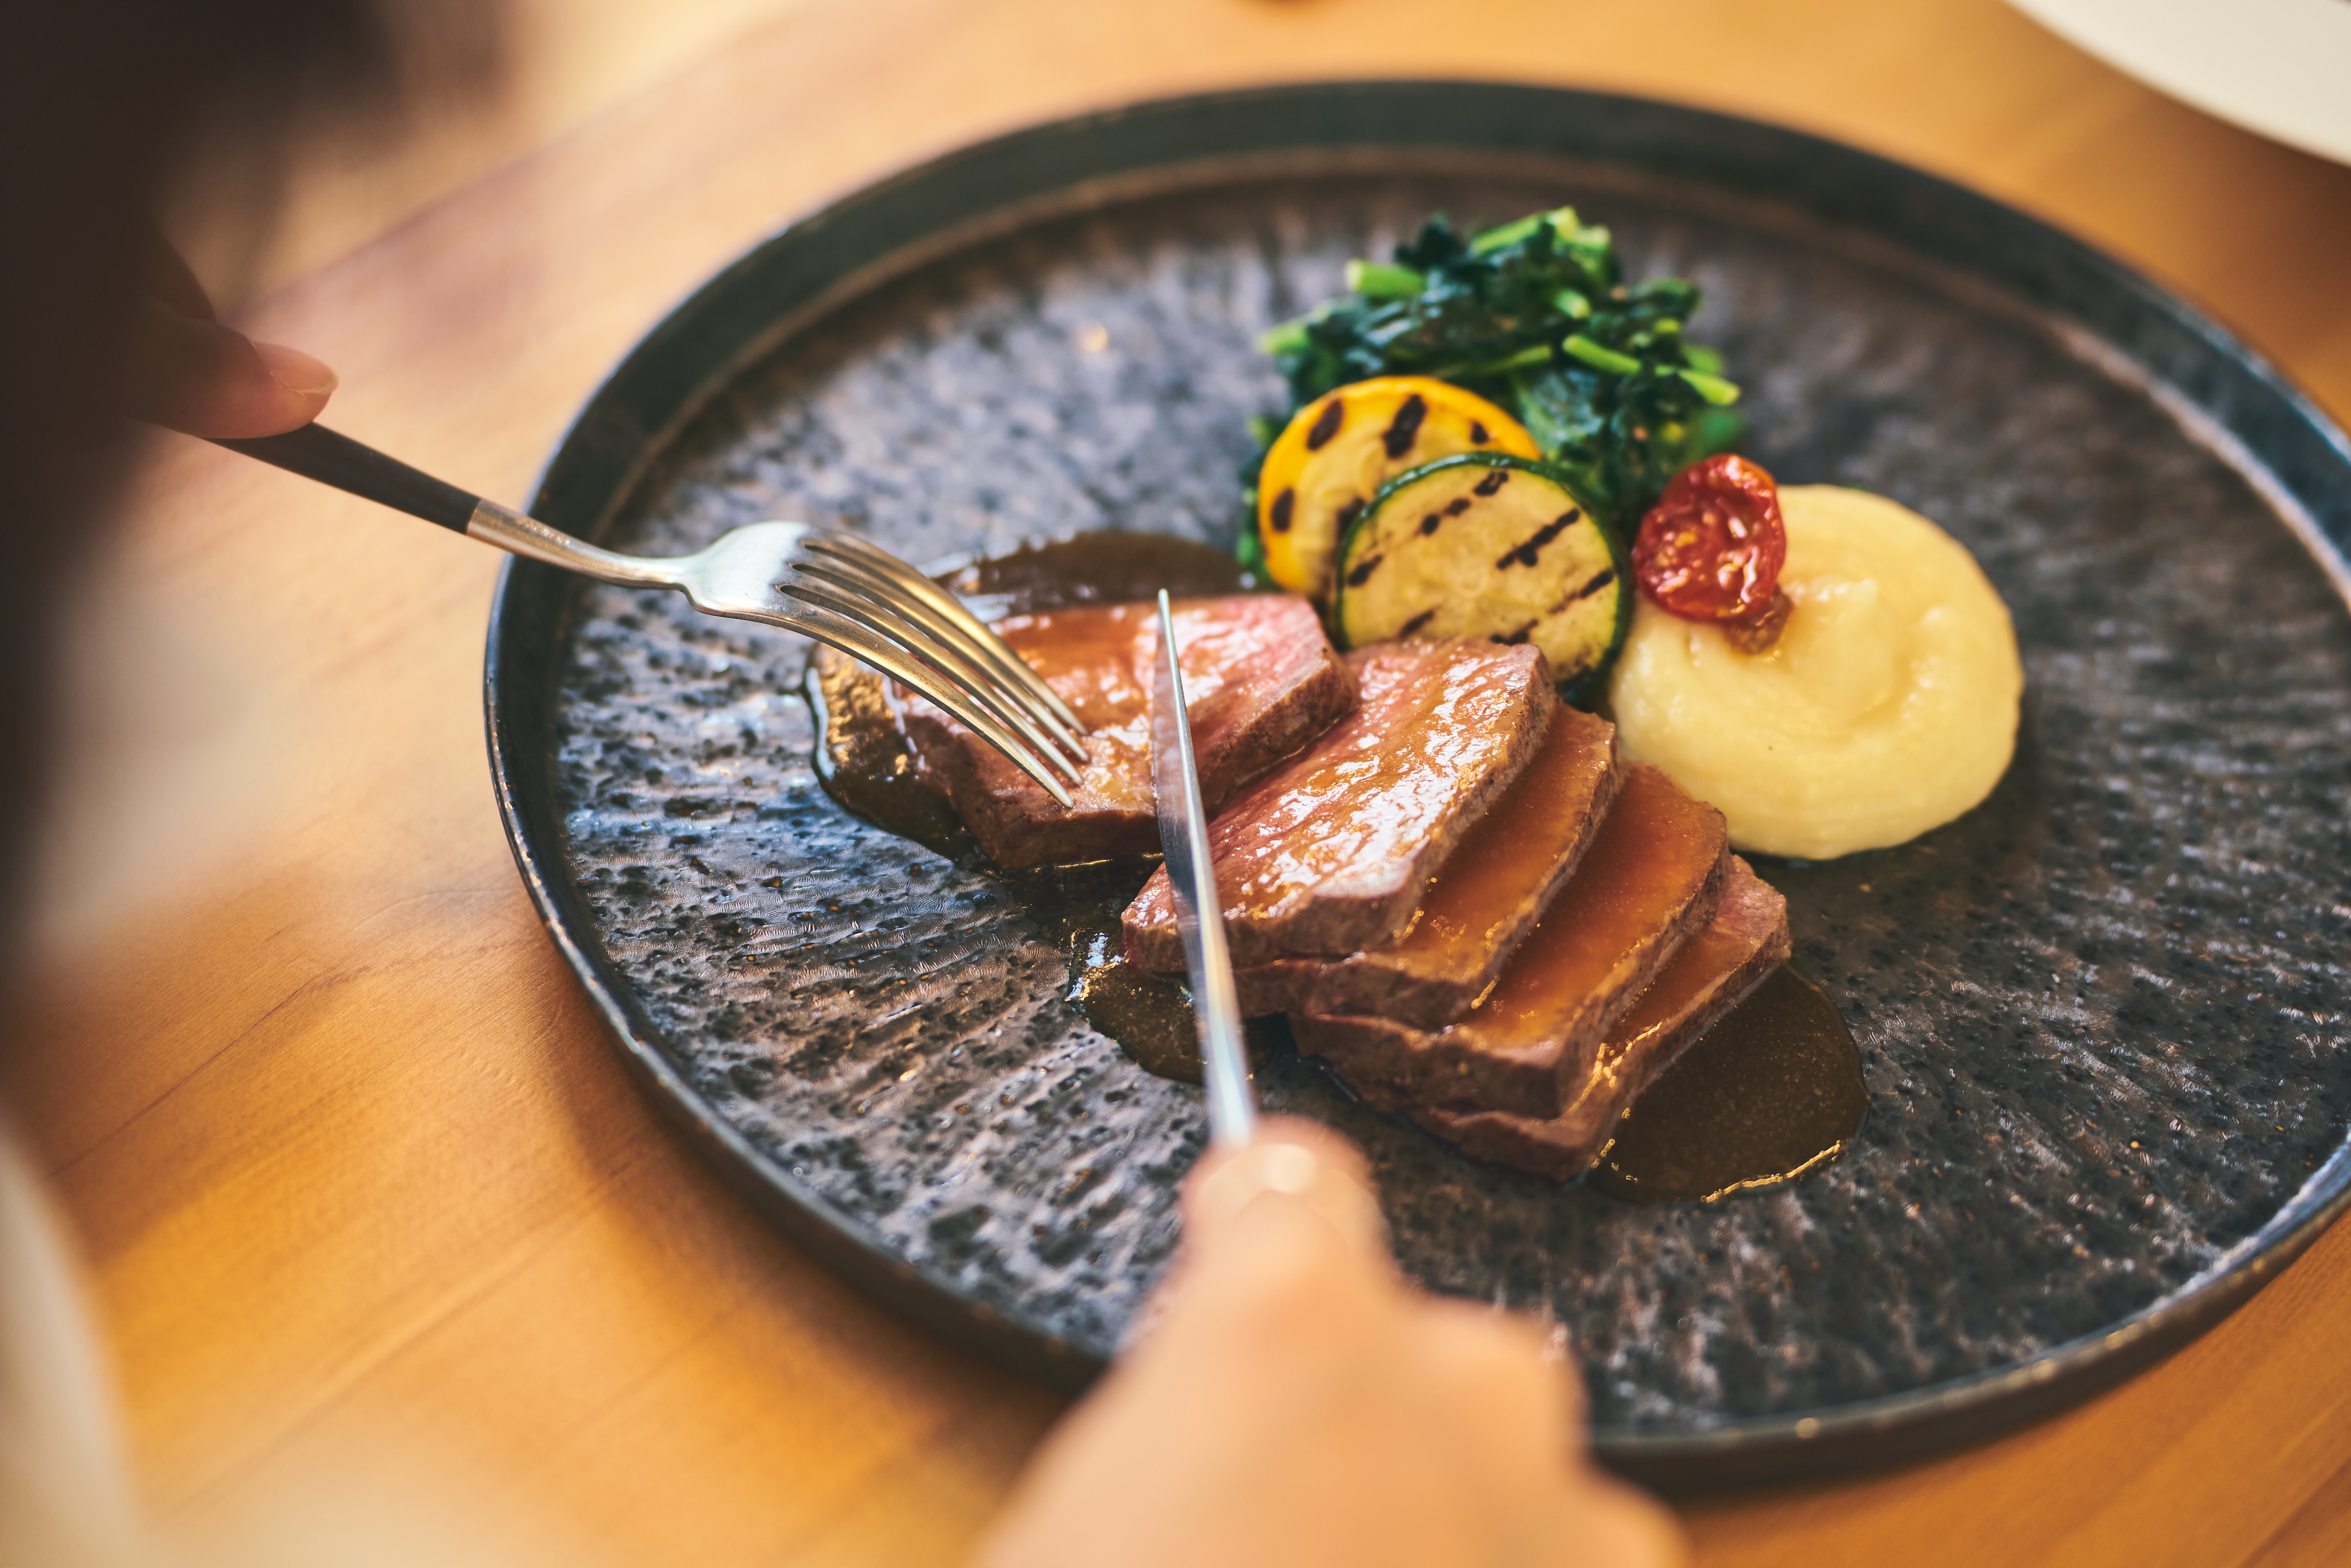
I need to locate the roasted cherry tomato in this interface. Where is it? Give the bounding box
[1630,454,1787,624]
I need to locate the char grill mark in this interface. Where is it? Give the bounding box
[1473,470,1510,496]
[1470,420,1490,445]
[1418,512,1443,536]
[1381,393,1428,458]
[1345,552,1383,587]
[1305,397,1345,450]
[1496,509,1582,570]
[1270,487,1296,533]
[1398,608,1437,637]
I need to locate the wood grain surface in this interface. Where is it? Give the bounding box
[8,1,2349,1564]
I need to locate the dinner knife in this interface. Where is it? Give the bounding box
[1149,589,1257,1147]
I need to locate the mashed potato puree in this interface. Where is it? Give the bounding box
[1607,485,2022,860]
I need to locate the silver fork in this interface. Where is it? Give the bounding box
[208,422,1089,804]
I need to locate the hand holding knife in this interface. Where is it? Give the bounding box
[979,601,1680,1568]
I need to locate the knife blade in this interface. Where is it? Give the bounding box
[1150,589,1257,1147]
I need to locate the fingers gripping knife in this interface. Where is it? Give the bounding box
[1148,590,1258,1147]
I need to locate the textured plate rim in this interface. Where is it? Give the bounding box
[480,80,2351,1491]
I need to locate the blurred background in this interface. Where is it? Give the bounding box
[10,2,2349,1566]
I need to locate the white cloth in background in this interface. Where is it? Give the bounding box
[0,1120,149,1568]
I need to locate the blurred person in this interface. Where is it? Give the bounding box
[0,16,493,1567]
[0,5,1685,1566]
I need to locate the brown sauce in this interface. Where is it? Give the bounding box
[806,528,1864,1201]
[805,647,969,855]
[1063,915,1284,1085]
[1588,966,1868,1203]
[1067,918,1202,1081]
[933,529,1256,616]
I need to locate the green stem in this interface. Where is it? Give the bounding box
[1345,260,1426,299]
[1677,369,1742,406]
[1257,317,1312,356]
[1470,205,1583,254]
[1561,335,1643,376]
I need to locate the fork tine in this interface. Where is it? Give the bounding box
[789,554,1089,765]
[772,602,1076,808]
[780,578,1088,788]
[799,532,1087,738]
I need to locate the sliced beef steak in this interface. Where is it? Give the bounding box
[1124,640,1554,969]
[898,594,1353,868]
[1290,761,1728,1119]
[1231,704,1620,1027]
[1346,857,1790,1180]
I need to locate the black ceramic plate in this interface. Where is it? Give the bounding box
[484,84,2351,1490]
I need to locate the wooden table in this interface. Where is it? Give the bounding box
[11,1,2349,1563]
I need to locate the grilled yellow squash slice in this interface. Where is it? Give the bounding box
[1256,376,1538,604]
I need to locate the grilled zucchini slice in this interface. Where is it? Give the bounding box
[1333,453,1630,698]
[1256,376,1539,605]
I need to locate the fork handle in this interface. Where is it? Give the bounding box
[210,422,477,533]
[203,420,679,591]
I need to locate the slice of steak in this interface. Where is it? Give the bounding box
[898,594,1354,869]
[1290,761,1728,1119]
[1345,857,1790,1181]
[1231,704,1621,1027]
[1124,640,1554,969]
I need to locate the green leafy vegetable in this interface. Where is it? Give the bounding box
[1254,206,1744,532]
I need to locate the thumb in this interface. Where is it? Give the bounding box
[1123,1118,1393,1360]
[125,296,337,437]
[1181,1116,1387,1257]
